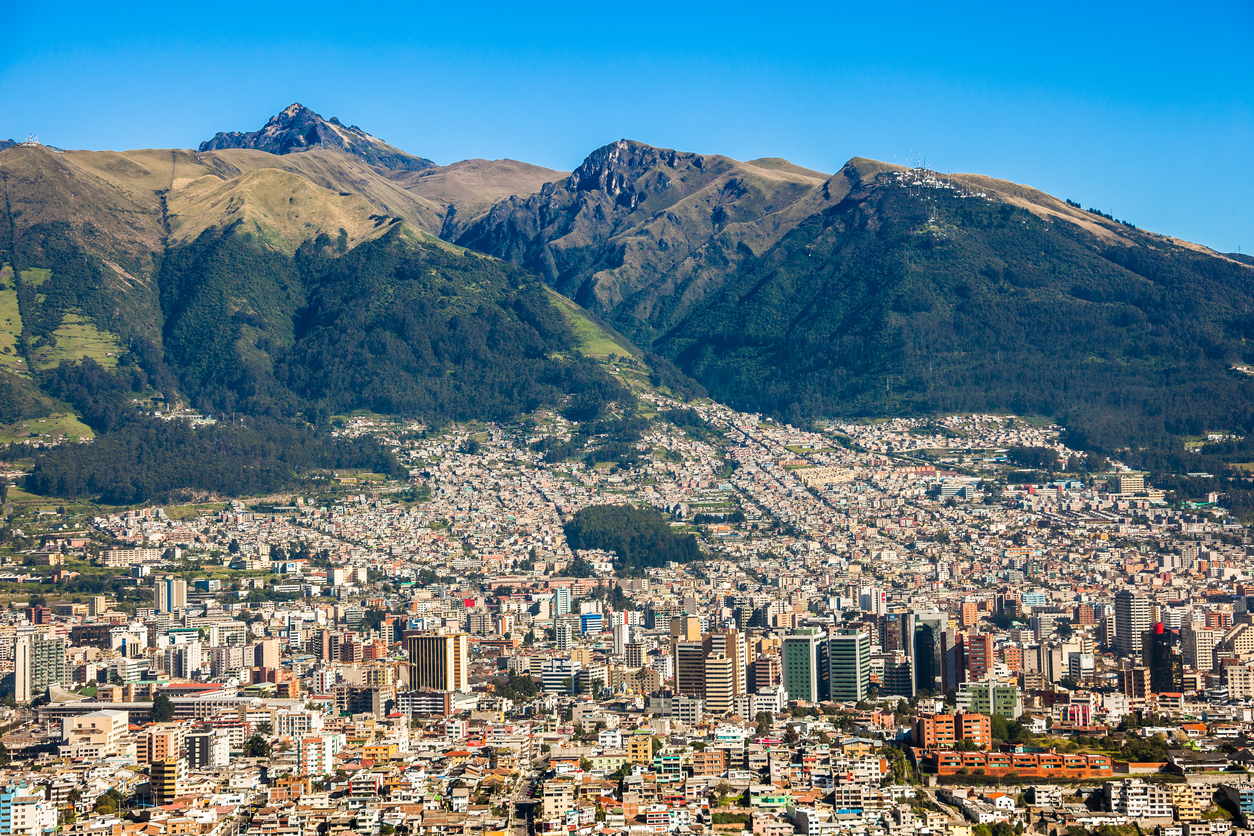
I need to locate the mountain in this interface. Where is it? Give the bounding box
[457,139,844,342]
[387,158,566,240]
[0,113,629,503]
[199,103,436,172]
[458,139,1254,453]
[8,106,1254,500]
[0,140,16,151]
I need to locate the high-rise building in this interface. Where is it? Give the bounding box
[966,632,994,682]
[613,623,631,656]
[151,756,186,805]
[186,728,231,768]
[555,623,573,651]
[1146,623,1184,694]
[704,653,735,716]
[941,631,967,693]
[912,612,946,694]
[554,587,571,617]
[880,612,908,654]
[155,576,187,613]
[541,658,579,694]
[625,641,645,668]
[960,601,980,628]
[1182,625,1222,672]
[1115,591,1152,658]
[253,638,280,670]
[13,635,67,703]
[704,630,747,696]
[827,629,871,702]
[405,633,469,692]
[782,631,823,703]
[749,654,781,694]
[674,641,706,697]
[670,615,701,643]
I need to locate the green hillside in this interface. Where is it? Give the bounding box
[659,174,1254,452]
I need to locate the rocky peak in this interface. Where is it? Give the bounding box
[568,140,707,208]
[198,104,434,172]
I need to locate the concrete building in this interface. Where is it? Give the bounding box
[13,635,66,704]
[827,629,871,702]
[150,756,186,806]
[59,709,128,760]
[1115,591,1151,658]
[782,631,823,703]
[405,633,468,692]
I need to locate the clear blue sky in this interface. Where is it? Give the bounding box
[3,0,1250,252]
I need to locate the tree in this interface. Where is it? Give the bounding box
[243,735,271,758]
[93,788,124,814]
[0,741,10,767]
[150,694,175,722]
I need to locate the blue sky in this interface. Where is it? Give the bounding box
[3,0,1250,252]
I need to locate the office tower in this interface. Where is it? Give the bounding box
[880,655,915,698]
[626,641,645,668]
[555,586,571,617]
[674,640,706,697]
[670,615,701,643]
[704,630,747,696]
[613,623,631,656]
[580,613,603,635]
[155,576,188,613]
[165,644,201,679]
[13,635,67,703]
[405,633,469,692]
[1115,590,1152,657]
[541,658,579,694]
[186,729,231,768]
[749,654,781,694]
[556,623,573,651]
[827,629,871,702]
[966,631,994,682]
[960,601,980,628]
[89,595,108,617]
[941,631,967,693]
[782,631,823,703]
[912,612,945,694]
[859,587,886,616]
[151,756,186,805]
[880,612,908,654]
[254,638,280,670]
[704,653,735,716]
[1182,624,1222,672]
[1146,623,1184,693]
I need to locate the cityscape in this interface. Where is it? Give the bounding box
[0,395,1249,836]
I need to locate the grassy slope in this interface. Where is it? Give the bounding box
[0,264,28,377]
[31,313,124,370]
[168,169,414,255]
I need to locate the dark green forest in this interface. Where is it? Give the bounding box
[160,225,628,422]
[564,503,704,575]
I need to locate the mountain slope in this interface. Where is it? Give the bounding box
[657,168,1254,448]
[456,139,851,342]
[454,140,1254,451]
[387,158,566,240]
[199,103,435,172]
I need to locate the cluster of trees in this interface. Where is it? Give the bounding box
[564,504,703,575]
[24,409,399,504]
[494,671,540,701]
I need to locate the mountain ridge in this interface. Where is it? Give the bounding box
[5,105,1254,477]
[198,103,436,172]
